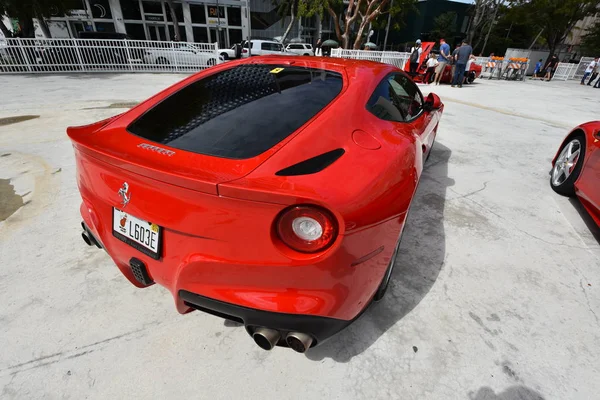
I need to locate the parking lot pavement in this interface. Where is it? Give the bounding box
[1,73,599,400]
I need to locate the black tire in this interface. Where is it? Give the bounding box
[466,71,476,84]
[304,53,310,56]
[550,133,586,197]
[156,57,169,65]
[207,58,216,66]
[220,52,229,60]
[374,231,403,302]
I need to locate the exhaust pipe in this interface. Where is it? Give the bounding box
[81,231,92,246]
[81,222,102,249]
[252,327,281,350]
[286,332,314,353]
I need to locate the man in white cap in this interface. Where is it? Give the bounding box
[409,39,423,75]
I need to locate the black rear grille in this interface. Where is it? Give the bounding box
[130,258,154,286]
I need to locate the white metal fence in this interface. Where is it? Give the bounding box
[331,48,410,69]
[552,62,579,81]
[572,57,595,81]
[0,38,220,74]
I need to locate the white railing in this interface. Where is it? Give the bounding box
[0,38,220,74]
[552,62,579,81]
[331,48,410,69]
[572,57,595,81]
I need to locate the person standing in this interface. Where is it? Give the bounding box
[452,40,472,88]
[433,38,451,85]
[424,53,439,84]
[450,44,461,81]
[582,57,598,85]
[532,59,543,78]
[544,55,559,81]
[314,38,322,57]
[409,39,422,74]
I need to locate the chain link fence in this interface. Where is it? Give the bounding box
[0,38,221,74]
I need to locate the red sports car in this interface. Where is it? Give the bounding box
[550,122,600,226]
[68,56,444,352]
[404,41,482,84]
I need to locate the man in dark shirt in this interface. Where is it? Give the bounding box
[452,40,473,88]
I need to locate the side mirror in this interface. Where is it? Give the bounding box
[424,93,442,111]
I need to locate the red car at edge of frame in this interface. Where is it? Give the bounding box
[68,56,444,353]
[550,122,600,226]
[404,41,483,84]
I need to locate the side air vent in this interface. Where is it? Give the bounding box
[275,149,345,176]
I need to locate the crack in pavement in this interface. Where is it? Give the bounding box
[1,323,160,376]
[579,279,600,327]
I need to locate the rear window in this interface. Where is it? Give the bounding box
[128,65,343,159]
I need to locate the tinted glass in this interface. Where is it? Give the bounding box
[261,42,270,50]
[128,65,343,159]
[125,23,145,40]
[90,0,112,18]
[228,7,242,26]
[165,2,184,21]
[193,27,208,43]
[229,29,242,45]
[121,0,142,20]
[142,1,162,14]
[190,4,206,23]
[367,74,423,122]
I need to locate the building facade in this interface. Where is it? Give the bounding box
[38,0,250,48]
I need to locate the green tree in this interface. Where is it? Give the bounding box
[508,0,600,58]
[581,24,600,56]
[0,0,78,37]
[273,0,299,43]
[431,12,457,41]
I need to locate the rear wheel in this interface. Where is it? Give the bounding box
[220,52,229,60]
[304,53,310,56]
[550,134,585,196]
[207,58,217,66]
[466,71,476,84]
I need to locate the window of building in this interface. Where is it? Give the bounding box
[165,2,184,22]
[125,23,146,40]
[94,22,116,32]
[142,1,163,15]
[190,4,206,24]
[90,0,112,19]
[228,29,242,45]
[193,27,209,43]
[227,7,242,27]
[168,24,187,42]
[121,0,142,20]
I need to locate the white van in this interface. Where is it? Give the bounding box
[241,40,297,57]
[285,43,314,56]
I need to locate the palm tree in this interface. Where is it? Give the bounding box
[165,0,181,41]
[274,0,299,43]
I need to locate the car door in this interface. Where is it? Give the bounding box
[575,130,600,219]
[387,74,438,161]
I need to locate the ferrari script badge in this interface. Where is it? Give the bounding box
[118,182,131,208]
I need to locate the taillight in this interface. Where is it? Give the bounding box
[242,49,248,53]
[276,206,338,253]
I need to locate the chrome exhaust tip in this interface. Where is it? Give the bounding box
[286,332,314,353]
[81,231,92,246]
[252,327,281,351]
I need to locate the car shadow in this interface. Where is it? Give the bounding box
[468,385,545,400]
[568,197,600,244]
[306,141,454,362]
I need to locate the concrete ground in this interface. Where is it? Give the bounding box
[0,73,599,400]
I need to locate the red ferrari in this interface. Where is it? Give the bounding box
[404,41,482,84]
[68,56,444,352]
[550,122,600,226]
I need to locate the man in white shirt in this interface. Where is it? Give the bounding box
[409,39,423,74]
[581,57,598,85]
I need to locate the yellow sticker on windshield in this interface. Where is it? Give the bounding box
[270,67,284,74]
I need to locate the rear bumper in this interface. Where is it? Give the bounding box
[179,290,357,346]
[80,201,403,321]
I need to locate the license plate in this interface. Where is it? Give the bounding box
[112,208,162,259]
